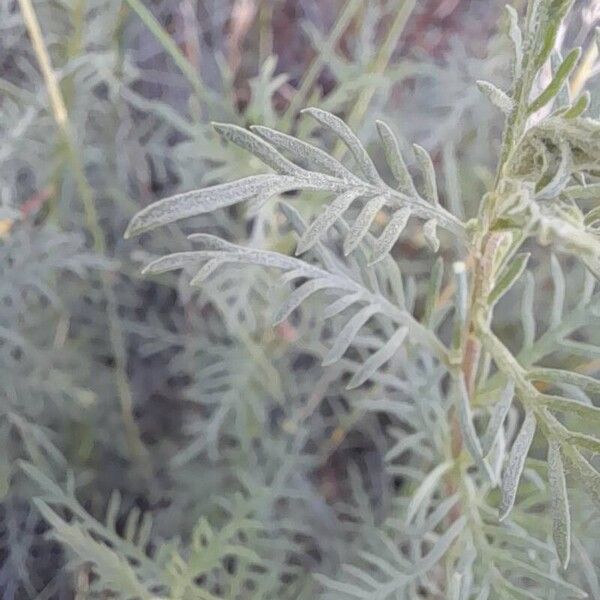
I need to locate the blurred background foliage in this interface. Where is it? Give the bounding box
[2,0,600,597]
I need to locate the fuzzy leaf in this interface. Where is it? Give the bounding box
[251,125,355,180]
[369,207,411,265]
[273,277,352,324]
[548,439,571,569]
[564,431,600,454]
[536,140,573,199]
[500,410,537,520]
[562,91,591,118]
[125,175,299,237]
[528,47,581,114]
[405,461,453,524]
[423,257,444,327]
[323,293,363,319]
[505,5,523,79]
[302,107,381,185]
[343,195,387,255]
[481,380,515,457]
[189,259,224,286]
[413,144,439,205]
[423,219,440,252]
[414,516,466,574]
[322,304,381,365]
[375,120,416,193]
[542,394,600,425]
[550,254,565,328]
[477,80,514,114]
[488,253,530,306]
[455,373,494,480]
[347,326,408,389]
[212,122,305,176]
[563,445,600,505]
[296,190,363,255]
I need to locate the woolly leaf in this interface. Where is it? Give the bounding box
[477,80,514,114]
[550,254,565,329]
[455,373,494,480]
[369,207,411,265]
[542,394,600,426]
[375,120,416,193]
[405,461,453,524]
[500,410,536,521]
[212,122,306,176]
[527,368,600,394]
[505,5,523,79]
[302,107,381,185]
[563,446,600,505]
[343,195,387,255]
[548,439,571,569]
[423,218,440,253]
[423,257,444,327]
[535,141,572,199]
[250,125,355,180]
[125,175,300,237]
[347,326,408,389]
[481,380,515,457]
[190,258,225,286]
[295,190,363,255]
[414,516,466,574]
[412,144,439,205]
[322,304,381,366]
[562,91,591,118]
[488,253,530,306]
[323,293,363,319]
[528,47,581,114]
[273,277,352,324]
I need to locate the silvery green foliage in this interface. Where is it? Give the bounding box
[5,0,443,596]
[112,0,600,598]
